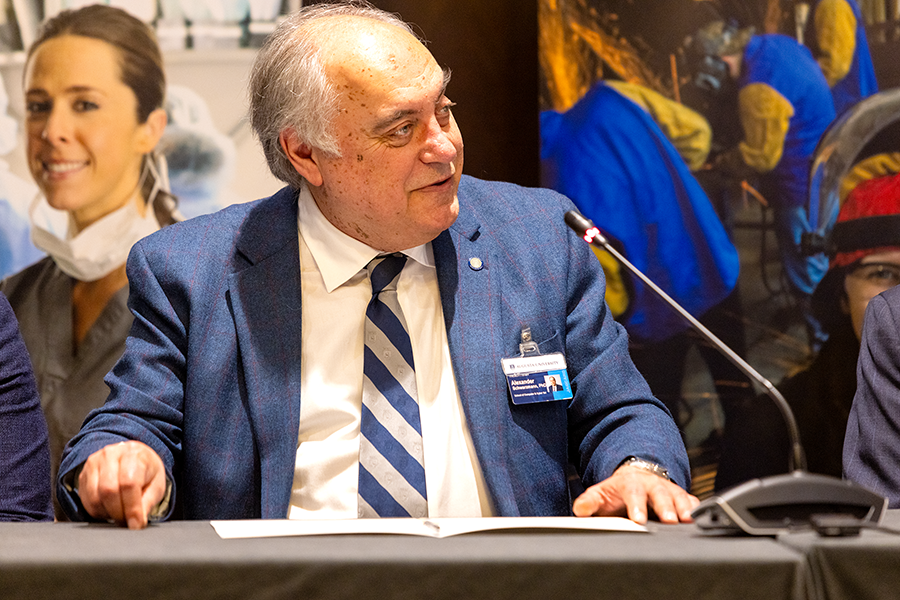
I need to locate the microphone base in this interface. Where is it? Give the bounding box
[692,470,888,535]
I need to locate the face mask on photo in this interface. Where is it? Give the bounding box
[29,193,160,282]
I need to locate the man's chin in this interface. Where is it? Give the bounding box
[408,203,459,247]
[436,197,460,229]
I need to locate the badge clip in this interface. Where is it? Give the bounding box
[518,327,541,357]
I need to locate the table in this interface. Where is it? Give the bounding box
[779,509,900,600]
[0,520,806,600]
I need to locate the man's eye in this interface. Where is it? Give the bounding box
[389,124,413,139]
[437,101,456,123]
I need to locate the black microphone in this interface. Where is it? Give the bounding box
[565,209,887,535]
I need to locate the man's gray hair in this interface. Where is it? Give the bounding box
[248,1,415,189]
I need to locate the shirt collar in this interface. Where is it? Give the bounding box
[296,182,433,293]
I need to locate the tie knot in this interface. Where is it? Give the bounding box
[367,253,407,295]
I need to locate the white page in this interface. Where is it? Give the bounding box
[210,516,647,540]
[424,516,646,537]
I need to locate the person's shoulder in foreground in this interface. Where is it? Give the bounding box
[844,284,900,505]
[0,291,52,521]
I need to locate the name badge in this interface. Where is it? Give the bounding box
[502,353,573,405]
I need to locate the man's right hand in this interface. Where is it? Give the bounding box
[77,441,167,530]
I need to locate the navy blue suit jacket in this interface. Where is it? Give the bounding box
[0,291,52,521]
[58,176,688,520]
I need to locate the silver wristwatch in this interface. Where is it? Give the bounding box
[618,456,671,481]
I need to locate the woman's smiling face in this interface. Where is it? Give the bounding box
[24,35,162,230]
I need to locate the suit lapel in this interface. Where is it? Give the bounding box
[435,185,519,516]
[227,188,303,518]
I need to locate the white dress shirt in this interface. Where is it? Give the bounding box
[288,184,493,518]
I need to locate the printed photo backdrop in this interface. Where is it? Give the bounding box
[0,3,287,278]
[539,0,900,495]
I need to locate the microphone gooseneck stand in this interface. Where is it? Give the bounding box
[565,210,887,535]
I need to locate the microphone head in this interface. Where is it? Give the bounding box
[564,210,593,236]
[564,210,609,246]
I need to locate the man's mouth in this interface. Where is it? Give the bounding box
[420,175,453,190]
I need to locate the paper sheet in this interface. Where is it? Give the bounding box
[210,516,647,539]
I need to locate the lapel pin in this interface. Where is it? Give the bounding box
[468,257,484,271]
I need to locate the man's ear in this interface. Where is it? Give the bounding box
[280,129,323,187]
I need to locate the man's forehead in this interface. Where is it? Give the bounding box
[330,51,440,91]
[314,15,434,78]
[338,59,446,101]
[322,28,443,101]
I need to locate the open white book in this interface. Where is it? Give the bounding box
[211,516,647,539]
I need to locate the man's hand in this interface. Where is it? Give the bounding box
[572,464,700,524]
[77,441,166,530]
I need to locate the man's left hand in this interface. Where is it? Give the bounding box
[572,464,700,524]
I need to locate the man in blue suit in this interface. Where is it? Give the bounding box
[58,1,695,529]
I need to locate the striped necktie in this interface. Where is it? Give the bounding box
[357,254,428,517]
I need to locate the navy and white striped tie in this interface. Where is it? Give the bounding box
[358,254,427,517]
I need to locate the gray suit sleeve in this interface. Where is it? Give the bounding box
[844,287,900,506]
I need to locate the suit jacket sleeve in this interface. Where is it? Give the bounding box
[844,288,900,505]
[57,240,188,521]
[57,190,299,521]
[0,291,52,522]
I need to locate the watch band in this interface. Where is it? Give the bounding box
[618,456,671,481]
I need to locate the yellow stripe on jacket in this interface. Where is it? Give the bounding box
[606,80,712,171]
[814,0,858,87]
[738,82,794,173]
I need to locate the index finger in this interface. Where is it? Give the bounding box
[118,456,149,530]
[118,448,165,530]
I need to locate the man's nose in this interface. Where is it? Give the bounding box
[421,119,458,164]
